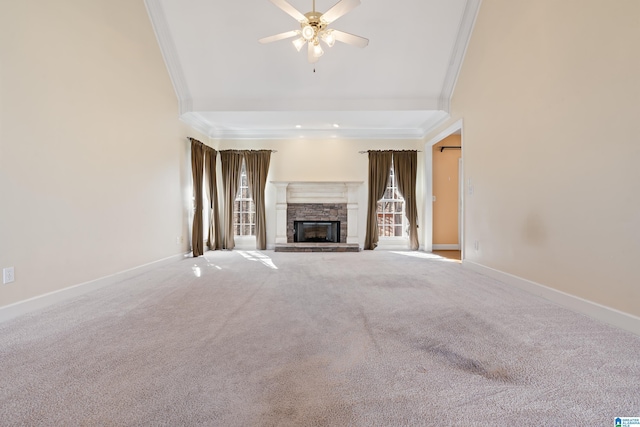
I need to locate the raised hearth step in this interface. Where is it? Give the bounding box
[274,243,360,253]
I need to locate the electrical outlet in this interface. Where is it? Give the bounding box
[3,267,15,284]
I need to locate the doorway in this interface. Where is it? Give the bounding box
[423,120,464,259]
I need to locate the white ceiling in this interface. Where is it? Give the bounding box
[144,0,481,140]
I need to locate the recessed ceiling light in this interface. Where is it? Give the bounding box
[295,125,302,129]
[333,123,340,128]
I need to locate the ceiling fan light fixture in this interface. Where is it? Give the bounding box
[292,37,306,52]
[321,30,335,47]
[260,0,368,64]
[313,42,324,58]
[301,25,315,41]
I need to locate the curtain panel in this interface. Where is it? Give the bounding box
[220,150,244,249]
[203,146,221,250]
[364,150,393,250]
[244,150,271,250]
[393,150,419,250]
[190,139,205,257]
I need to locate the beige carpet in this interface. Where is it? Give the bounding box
[1,250,638,426]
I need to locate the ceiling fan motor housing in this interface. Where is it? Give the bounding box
[302,11,326,41]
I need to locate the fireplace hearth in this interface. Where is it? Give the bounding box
[294,221,340,243]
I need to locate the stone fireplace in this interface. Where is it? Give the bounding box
[271,181,362,246]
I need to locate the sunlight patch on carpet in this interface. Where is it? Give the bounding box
[191,265,202,277]
[390,251,457,262]
[201,254,223,270]
[237,251,279,269]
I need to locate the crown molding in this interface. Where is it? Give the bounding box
[418,111,451,139]
[144,0,192,114]
[179,113,212,138]
[181,111,450,141]
[189,97,442,113]
[438,0,483,112]
[207,127,427,141]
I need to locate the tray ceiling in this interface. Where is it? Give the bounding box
[145,0,481,139]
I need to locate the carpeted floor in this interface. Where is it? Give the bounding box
[1,250,638,426]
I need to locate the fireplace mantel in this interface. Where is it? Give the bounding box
[270,181,363,245]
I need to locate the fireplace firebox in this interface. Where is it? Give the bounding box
[294,221,340,243]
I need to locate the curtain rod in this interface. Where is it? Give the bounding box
[439,146,461,152]
[358,150,422,154]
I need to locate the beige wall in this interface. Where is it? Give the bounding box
[0,0,202,307]
[427,0,640,316]
[433,135,461,245]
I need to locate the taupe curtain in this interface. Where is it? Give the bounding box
[190,139,205,257]
[364,150,393,250]
[394,150,419,250]
[244,150,271,250]
[220,150,244,249]
[203,146,221,250]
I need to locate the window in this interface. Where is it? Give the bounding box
[234,160,255,236]
[376,160,406,237]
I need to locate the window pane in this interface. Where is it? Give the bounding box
[375,160,406,238]
[233,159,256,236]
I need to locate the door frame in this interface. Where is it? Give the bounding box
[423,119,464,258]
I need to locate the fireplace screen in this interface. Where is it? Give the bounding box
[294,221,340,243]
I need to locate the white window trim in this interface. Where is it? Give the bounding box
[376,160,409,249]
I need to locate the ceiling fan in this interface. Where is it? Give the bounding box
[259,0,369,63]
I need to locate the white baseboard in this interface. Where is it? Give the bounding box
[433,244,460,250]
[463,260,640,336]
[0,253,187,323]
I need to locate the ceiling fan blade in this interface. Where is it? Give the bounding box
[308,42,319,63]
[321,0,361,24]
[332,30,369,48]
[259,30,299,44]
[269,0,307,22]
